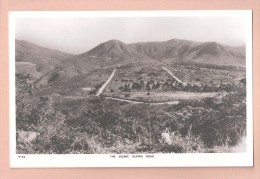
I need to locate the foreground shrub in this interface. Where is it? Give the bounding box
[16,73,246,154]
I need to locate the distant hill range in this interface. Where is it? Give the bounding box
[130,39,245,66]
[15,38,245,86]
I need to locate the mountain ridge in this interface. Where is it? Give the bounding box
[16,39,74,64]
[15,38,246,81]
[15,38,246,95]
[82,39,152,60]
[129,39,245,66]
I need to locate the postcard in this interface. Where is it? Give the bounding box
[9,10,253,167]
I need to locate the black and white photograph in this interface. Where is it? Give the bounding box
[9,11,253,167]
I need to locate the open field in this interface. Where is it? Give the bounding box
[104,64,245,94]
[103,91,218,102]
[166,64,245,85]
[35,61,245,98]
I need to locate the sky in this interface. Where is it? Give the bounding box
[15,16,247,55]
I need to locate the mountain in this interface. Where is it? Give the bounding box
[130,39,245,66]
[15,40,77,86]
[15,39,246,96]
[85,39,150,60]
[16,40,74,69]
[61,39,154,75]
[15,38,246,90]
[130,39,199,59]
[16,39,245,78]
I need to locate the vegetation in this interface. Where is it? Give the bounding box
[118,78,221,93]
[15,38,247,154]
[16,72,246,154]
[173,61,245,71]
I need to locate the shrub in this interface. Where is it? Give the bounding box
[16,73,246,154]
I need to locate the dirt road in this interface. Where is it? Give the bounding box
[162,66,187,86]
[96,69,117,97]
[104,96,179,105]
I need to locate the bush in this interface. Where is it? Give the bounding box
[16,73,246,154]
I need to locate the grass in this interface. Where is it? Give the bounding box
[35,62,245,99]
[17,91,246,154]
[17,126,231,154]
[16,67,247,154]
[103,91,217,102]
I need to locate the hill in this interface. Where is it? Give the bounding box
[16,62,41,80]
[86,39,150,60]
[15,38,246,90]
[15,40,77,86]
[61,39,154,76]
[130,39,199,59]
[16,40,74,69]
[130,39,245,67]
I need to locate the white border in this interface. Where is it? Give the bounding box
[9,10,253,168]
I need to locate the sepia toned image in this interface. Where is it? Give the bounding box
[9,11,253,167]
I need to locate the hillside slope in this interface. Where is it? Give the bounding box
[16,38,246,90]
[62,39,154,74]
[130,39,245,66]
[15,40,77,86]
[16,40,74,68]
[86,39,150,60]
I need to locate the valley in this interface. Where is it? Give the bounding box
[15,38,247,154]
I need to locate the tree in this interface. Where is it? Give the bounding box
[125,94,130,99]
[146,82,151,91]
[16,74,37,130]
[16,74,66,131]
[123,83,131,92]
